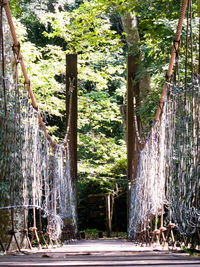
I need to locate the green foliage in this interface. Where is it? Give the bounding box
[80,229,99,239]
[84,228,99,233]
[78,91,125,164]
[182,245,200,256]
[42,1,123,53]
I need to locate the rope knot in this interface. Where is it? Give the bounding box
[24,79,31,87]
[12,43,22,63]
[12,42,20,53]
[173,39,181,55]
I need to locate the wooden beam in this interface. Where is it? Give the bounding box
[106,194,111,237]
[66,54,78,205]
[127,55,140,222]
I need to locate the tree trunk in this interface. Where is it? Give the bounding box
[121,10,151,118]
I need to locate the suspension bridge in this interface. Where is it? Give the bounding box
[0,0,199,255]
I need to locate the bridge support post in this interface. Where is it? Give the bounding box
[66,54,77,185]
[65,54,77,234]
[127,55,140,228]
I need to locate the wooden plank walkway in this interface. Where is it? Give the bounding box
[0,239,200,266]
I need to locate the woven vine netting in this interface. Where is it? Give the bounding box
[128,1,200,246]
[0,5,76,250]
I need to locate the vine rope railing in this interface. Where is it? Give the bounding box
[0,0,76,252]
[3,0,56,147]
[128,0,200,248]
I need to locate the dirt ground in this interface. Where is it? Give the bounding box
[0,239,200,266]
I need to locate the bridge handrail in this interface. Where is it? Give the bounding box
[136,0,188,150]
[2,0,57,147]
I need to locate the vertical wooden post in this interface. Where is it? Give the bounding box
[106,193,111,237]
[66,54,77,213]
[127,55,140,223]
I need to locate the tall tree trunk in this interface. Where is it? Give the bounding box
[121,10,151,132]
